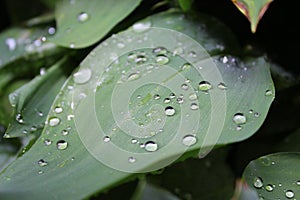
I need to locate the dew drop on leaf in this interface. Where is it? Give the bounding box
[153,94,160,100]
[217,82,227,90]
[177,97,184,104]
[132,21,151,33]
[103,136,111,143]
[61,130,69,136]
[169,93,176,99]
[188,93,198,101]
[131,139,138,144]
[190,103,199,110]
[73,68,92,84]
[265,90,273,96]
[54,106,63,114]
[198,81,212,91]
[48,27,56,35]
[155,55,169,64]
[49,117,60,127]
[164,106,176,116]
[233,113,247,125]
[181,63,191,70]
[181,83,189,90]
[153,47,167,55]
[16,113,24,124]
[265,184,273,192]
[56,140,68,150]
[182,135,197,146]
[127,73,140,81]
[285,190,294,199]
[144,141,158,152]
[253,177,263,189]
[135,55,147,64]
[37,159,48,167]
[77,12,89,23]
[44,139,52,146]
[163,98,171,103]
[5,38,16,51]
[128,157,136,163]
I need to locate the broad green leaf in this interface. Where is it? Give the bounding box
[0,11,274,199]
[243,153,300,199]
[0,135,21,172]
[49,0,142,48]
[178,0,193,12]
[4,57,73,138]
[231,0,273,33]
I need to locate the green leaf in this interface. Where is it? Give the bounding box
[49,0,142,48]
[4,57,73,138]
[231,0,273,33]
[0,135,21,172]
[243,152,300,199]
[178,0,194,12]
[0,11,274,199]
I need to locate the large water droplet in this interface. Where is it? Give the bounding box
[165,106,175,116]
[128,156,136,163]
[182,135,197,146]
[5,38,16,51]
[265,184,273,192]
[156,55,169,65]
[198,81,212,91]
[285,190,294,199]
[77,12,89,22]
[233,113,247,125]
[144,141,158,152]
[253,177,263,189]
[103,136,111,143]
[73,68,92,84]
[56,140,68,150]
[49,117,60,126]
[132,21,151,33]
[38,159,48,167]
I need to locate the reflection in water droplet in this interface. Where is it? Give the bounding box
[265,90,273,96]
[190,103,199,110]
[54,106,63,114]
[73,68,92,84]
[77,12,89,22]
[181,84,189,90]
[103,136,111,143]
[285,190,294,199]
[182,135,197,146]
[253,177,263,189]
[44,139,52,146]
[165,106,175,116]
[132,21,151,32]
[198,81,212,91]
[128,156,136,163]
[265,184,273,192]
[144,141,158,152]
[156,55,169,65]
[127,73,140,81]
[49,117,60,126]
[38,159,48,167]
[217,82,227,90]
[233,113,246,125]
[56,140,68,150]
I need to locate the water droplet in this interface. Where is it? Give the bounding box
[156,55,169,65]
[16,113,24,124]
[40,68,46,75]
[165,106,176,116]
[132,21,151,33]
[153,94,160,100]
[189,93,198,101]
[103,136,111,143]
[164,98,171,103]
[265,90,273,96]
[181,63,191,70]
[131,139,138,144]
[249,109,254,114]
[41,36,47,42]
[217,82,227,90]
[253,177,263,188]
[73,68,92,84]
[173,47,183,56]
[233,113,247,125]
[135,55,147,64]
[265,184,273,192]
[127,73,140,81]
[56,140,68,150]
[297,180,300,185]
[30,126,37,132]
[169,93,176,99]
[285,190,294,199]
[128,156,136,163]
[77,12,89,22]
[44,139,52,146]
[188,51,197,57]
[153,47,167,55]
[190,103,199,110]
[220,56,229,64]
[70,43,75,48]
[5,38,16,51]
[48,27,56,35]
[254,112,260,117]
[54,106,63,114]
[236,125,242,131]
[198,81,212,91]
[61,129,69,135]
[181,84,189,90]
[117,42,125,48]
[49,117,60,126]
[177,97,184,104]
[67,114,74,121]
[38,170,44,175]
[37,159,48,167]
[144,141,158,152]
[182,135,197,146]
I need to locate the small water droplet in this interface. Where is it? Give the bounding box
[67,114,74,121]
[156,55,169,65]
[182,135,197,146]
[285,190,294,199]
[49,117,60,126]
[181,63,191,70]
[117,42,125,48]
[236,125,242,131]
[153,47,167,55]
[44,139,52,146]
[165,106,176,116]
[131,139,138,144]
[265,184,273,192]
[48,27,56,35]
[153,94,160,100]
[61,129,69,135]
[103,136,111,143]
[38,159,48,167]
[132,21,151,33]
[40,68,46,75]
[198,81,212,91]
[144,141,158,152]
[56,140,68,150]
[70,43,75,48]
[297,180,300,185]
[265,90,273,96]
[181,83,189,90]
[188,93,198,101]
[30,126,37,132]
[190,103,199,110]
[164,98,171,103]
[41,36,47,42]
[16,113,24,124]
[220,56,229,64]
[77,12,89,22]
[127,73,140,81]
[177,97,184,104]
[249,109,254,114]
[254,112,260,117]
[217,82,227,90]
[188,51,197,57]
[128,156,136,163]
[5,38,16,51]
[169,93,176,99]
[54,106,63,114]
[38,170,44,175]
[253,177,264,189]
[135,55,147,64]
[233,113,247,125]
[73,68,92,84]
[173,47,183,56]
